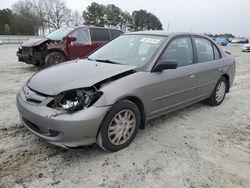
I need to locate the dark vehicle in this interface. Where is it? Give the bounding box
[17,26,123,66]
[231,37,249,43]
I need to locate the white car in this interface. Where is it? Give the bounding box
[0,39,2,45]
[242,44,250,52]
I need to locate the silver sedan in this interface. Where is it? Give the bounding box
[16,31,235,151]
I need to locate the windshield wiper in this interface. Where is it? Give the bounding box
[85,57,93,61]
[94,59,121,64]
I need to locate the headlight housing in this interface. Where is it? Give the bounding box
[48,88,103,113]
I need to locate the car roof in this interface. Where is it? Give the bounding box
[125,30,207,38]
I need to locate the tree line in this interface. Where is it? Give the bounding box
[83,3,162,31]
[0,0,163,35]
[205,33,235,39]
[0,0,74,35]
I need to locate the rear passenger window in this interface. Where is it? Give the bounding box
[213,45,221,59]
[194,37,214,62]
[159,37,193,67]
[91,28,110,41]
[110,30,123,39]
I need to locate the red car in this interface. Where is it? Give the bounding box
[17,26,123,66]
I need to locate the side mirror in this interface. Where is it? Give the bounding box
[152,60,178,72]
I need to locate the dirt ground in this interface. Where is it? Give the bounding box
[0,44,249,188]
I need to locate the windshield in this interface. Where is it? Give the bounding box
[46,27,74,40]
[88,35,166,68]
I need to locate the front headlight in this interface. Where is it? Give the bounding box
[48,88,103,113]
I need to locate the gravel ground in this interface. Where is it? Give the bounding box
[0,44,249,188]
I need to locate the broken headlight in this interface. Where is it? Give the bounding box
[48,88,103,113]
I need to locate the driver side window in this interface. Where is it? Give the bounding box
[71,28,91,45]
[159,37,193,67]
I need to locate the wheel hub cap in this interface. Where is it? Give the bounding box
[108,109,136,145]
[215,81,226,103]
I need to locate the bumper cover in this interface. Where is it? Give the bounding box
[16,88,110,148]
[16,52,43,65]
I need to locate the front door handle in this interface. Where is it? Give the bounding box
[190,74,195,78]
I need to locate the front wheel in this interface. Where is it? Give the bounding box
[44,52,65,67]
[206,77,227,106]
[97,100,141,152]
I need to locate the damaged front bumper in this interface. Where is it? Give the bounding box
[16,47,43,65]
[16,86,110,148]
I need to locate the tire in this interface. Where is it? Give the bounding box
[206,77,227,106]
[97,100,141,152]
[44,52,65,67]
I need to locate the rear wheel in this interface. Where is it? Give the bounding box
[44,52,65,67]
[206,77,227,106]
[97,100,141,152]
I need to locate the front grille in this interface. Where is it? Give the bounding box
[22,47,32,55]
[26,99,42,104]
[23,85,48,105]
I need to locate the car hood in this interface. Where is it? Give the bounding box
[27,60,137,96]
[22,38,49,47]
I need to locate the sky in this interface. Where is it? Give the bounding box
[1,0,250,37]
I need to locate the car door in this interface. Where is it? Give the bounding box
[147,36,197,118]
[192,36,223,102]
[90,28,110,50]
[67,28,92,59]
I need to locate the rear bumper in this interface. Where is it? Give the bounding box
[16,88,110,148]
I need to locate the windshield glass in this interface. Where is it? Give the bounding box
[46,27,74,40]
[88,35,166,68]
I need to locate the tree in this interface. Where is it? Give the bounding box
[43,0,71,30]
[33,0,47,35]
[119,11,132,31]
[83,2,106,27]
[12,0,40,35]
[105,4,122,28]
[71,10,83,26]
[130,10,162,31]
[0,8,13,34]
[146,12,163,30]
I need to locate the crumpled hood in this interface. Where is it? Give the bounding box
[22,38,49,47]
[27,60,136,96]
